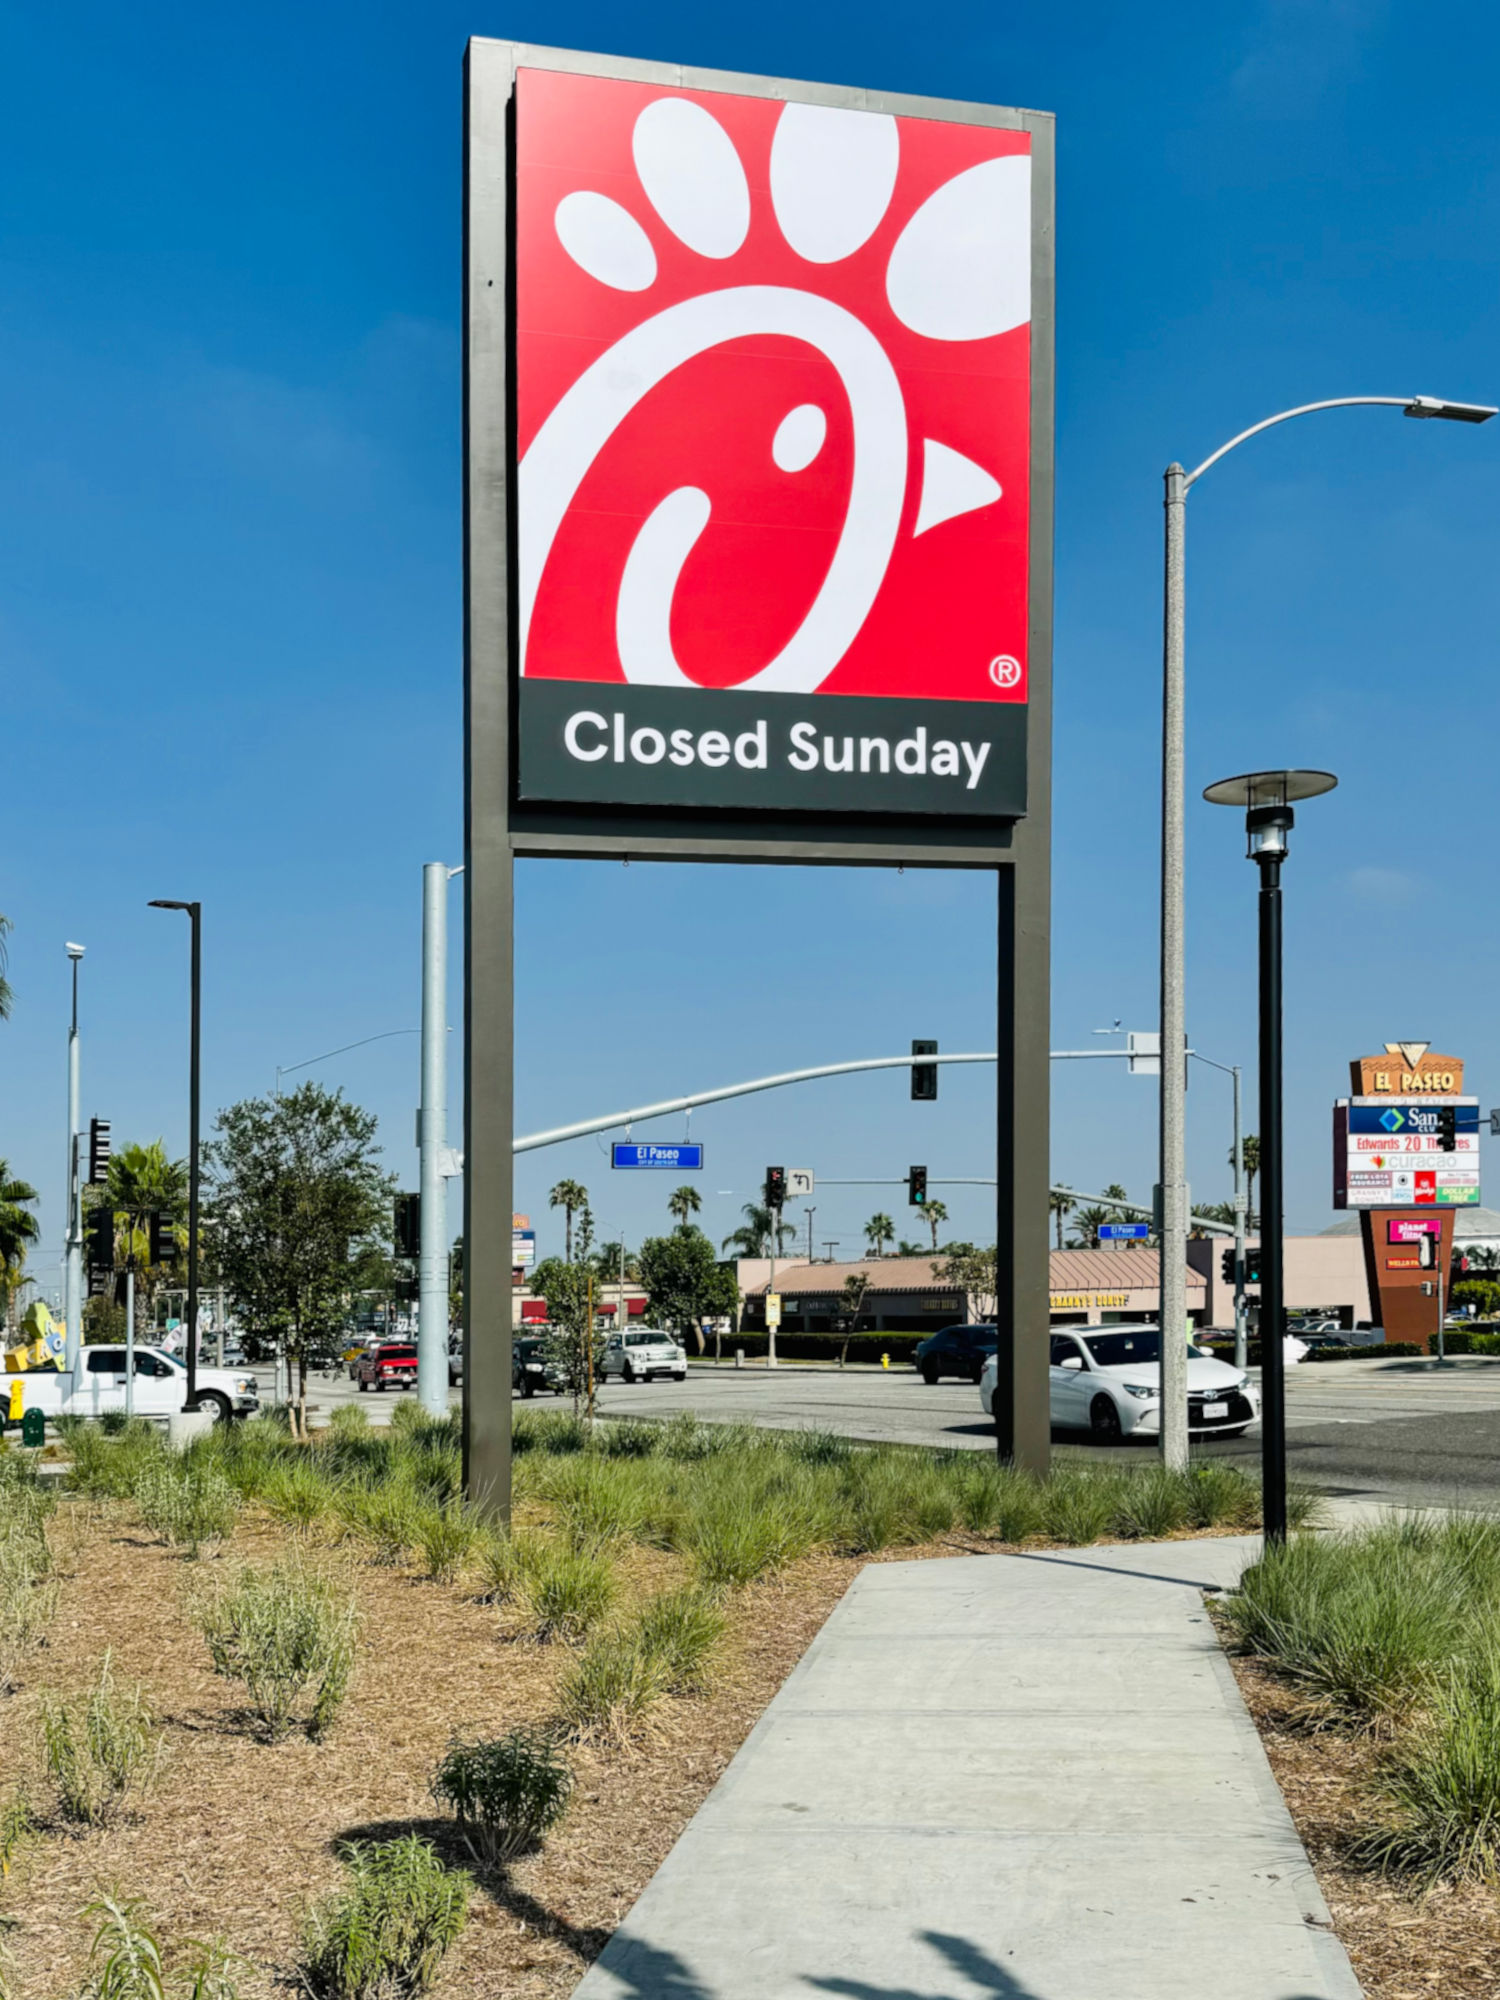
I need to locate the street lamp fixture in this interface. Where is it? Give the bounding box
[148,899,202,1412]
[1204,769,1338,1548]
[1403,397,1497,422]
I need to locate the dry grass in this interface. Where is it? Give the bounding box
[1232,1652,1500,1998]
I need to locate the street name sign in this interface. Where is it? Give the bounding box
[611,1142,705,1170]
[1098,1222,1148,1240]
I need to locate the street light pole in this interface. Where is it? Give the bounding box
[1159,393,1493,1473]
[148,900,202,1410]
[417,863,450,1418]
[1205,770,1338,1549]
[63,944,85,1374]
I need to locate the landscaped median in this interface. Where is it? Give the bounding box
[1218,1516,1500,1998]
[0,1406,1288,1999]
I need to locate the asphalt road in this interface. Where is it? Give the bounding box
[263,1355,1500,1509]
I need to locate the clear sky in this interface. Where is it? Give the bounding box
[4,0,1499,1290]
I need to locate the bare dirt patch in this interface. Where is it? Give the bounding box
[1230,1654,1500,2000]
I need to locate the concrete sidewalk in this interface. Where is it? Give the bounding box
[575,1537,1360,2000]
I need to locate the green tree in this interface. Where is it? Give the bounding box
[103,1139,188,1333]
[835,1269,870,1365]
[528,1255,604,1411]
[1067,1206,1111,1249]
[721,1202,794,1258]
[637,1227,738,1351]
[0,912,12,1021]
[548,1179,589,1263]
[574,1203,596,1263]
[937,1244,997,1322]
[207,1083,393,1436]
[0,1160,40,1337]
[667,1184,702,1230]
[590,1239,639,1284]
[864,1213,895,1256]
[1048,1188,1075,1249]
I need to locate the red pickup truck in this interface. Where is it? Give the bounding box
[355,1343,418,1393]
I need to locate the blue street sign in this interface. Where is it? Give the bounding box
[1098,1222,1149,1240]
[612,1142,705,1170]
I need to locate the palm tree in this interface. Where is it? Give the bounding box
[1049,1187,1076,1249]
[548,1178,589,1263]
[1231,1136,1260,1228]
[864,1213,895,1256]
[1066,1205,1111,1249]
[721,1202,794,1258]
[0,913,12,1021]
[105,1140,188,1331]
[0,1160,40,1337]
[667,1184,702,1231]
[923,1198,949,1252]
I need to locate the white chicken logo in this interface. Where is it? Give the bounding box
[518,78,1033,702]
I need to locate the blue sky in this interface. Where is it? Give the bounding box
[4,0,1499,1289]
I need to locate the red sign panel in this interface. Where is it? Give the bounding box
[513,67,1035,817]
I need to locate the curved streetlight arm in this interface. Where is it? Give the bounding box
[276,1028,419,1093]
[1184,394,1494,487]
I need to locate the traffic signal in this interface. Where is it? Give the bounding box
[908,1165,928,1206]
[1244,1251,1262,1285]
[88,1118,111,1184]
[764,1167,787,1210]
[1221,1248,1234,1284]
[394,1191,421,1259]
[1437,1106,1458,1152]
[85,1206,116,1271]
[149,1212,179,1265]
[910,1039,938,1101]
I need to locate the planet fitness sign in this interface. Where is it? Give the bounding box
[514,66,1036,818]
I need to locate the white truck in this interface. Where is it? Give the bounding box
[6,1345,260,1426]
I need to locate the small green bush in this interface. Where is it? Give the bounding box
[553,1460,647,1553]
[675,1478,817,1585]
[134,1460,240,1556]
[554,1629,670,1742]
[594,1421,660,1459]
[1356,1639,1500,1885]
[42,1653,162,1826]
[193,1556,358,1741]
[328,1403,370,1437]
[1182,1463,1260,1530]
[414,1503,481,1585]
[522,1544,616,1643]
[1111,1466,1190,1540]
[76,1893,167,2000]
[631,1586,725,1694]
[1037,1470,1119,1547]
[301,1837,468,2000]
[63,1420,167,1500]
[0,1786,35,1877]
[260,1458,338,1534]
[432,1727,572,1864]
[473,1528,536,1606]
[0,1506,59,1693]
[836,1453,954,1554]
[339,1480,423,1566]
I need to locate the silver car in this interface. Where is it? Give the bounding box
[600,1327,688,1384]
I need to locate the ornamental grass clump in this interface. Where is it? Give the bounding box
[62,1419,166,1500]
[193,1556,358,1741]
[301,1837,468,2000]
[42,1653,162,1826]
[674,1473,819,1586]
[1355,1638,1500,1886]
[1110,1465,1190,1541]
[522,1543,617,1643]
[1036,1469,1121,1547]
[432,1727,573,1864]
[1182,1462,1260,1531]
[835,1451,954,1555]
[413,1502,482,1585]
[554,1628,670,1743]
[631,1586,726,1694]
[259,1458,338,1535]
[133,1460,240,1557]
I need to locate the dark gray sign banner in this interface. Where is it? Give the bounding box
[518,684,1027,818]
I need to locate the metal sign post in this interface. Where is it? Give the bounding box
[463,39,1055,1516]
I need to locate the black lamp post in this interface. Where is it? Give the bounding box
[1202,770,1337,1545]
[148,898,201,1412]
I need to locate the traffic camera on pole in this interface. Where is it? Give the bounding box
[910,1040,938,1100]
[908,1166,928,1206]
[88,1118,111,1185]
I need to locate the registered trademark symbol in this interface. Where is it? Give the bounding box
[988,654,1022,689]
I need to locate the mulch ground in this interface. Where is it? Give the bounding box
[0,1499,997,1999]
[1230,1654,1500,1999]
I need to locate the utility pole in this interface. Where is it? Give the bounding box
[1232,1065,1247,1370]
[125,1260,136,1420]
[63,944,85,1375]
[417,863,450,1417]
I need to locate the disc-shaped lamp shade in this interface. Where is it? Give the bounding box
[1202,770,1338,809]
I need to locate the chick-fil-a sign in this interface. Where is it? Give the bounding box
[513,66,1036,817]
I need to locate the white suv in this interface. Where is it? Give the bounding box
[600,1328,688,1384]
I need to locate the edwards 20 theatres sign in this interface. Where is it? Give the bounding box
[515,68,1035,818]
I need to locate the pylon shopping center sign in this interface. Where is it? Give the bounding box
[514,65,1037,817]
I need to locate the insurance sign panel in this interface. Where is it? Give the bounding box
[1333,1098,1481,1209]
[514,66,1037,818]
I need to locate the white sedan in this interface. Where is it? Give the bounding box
[980,1324,1261,1443]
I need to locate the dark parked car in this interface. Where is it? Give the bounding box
[914,1323,998,1384]
[513,1336,566,1398]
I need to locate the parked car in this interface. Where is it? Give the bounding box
[512,1336,566,1397]
[448,1337,463,1387]
[355,1343,418,1392]
[600,1328,687,1383]
[9,1346,258,1426]
[913,1323,998,1384]
[979,1324,1260,1443]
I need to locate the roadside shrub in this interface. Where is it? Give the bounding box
[339,1479,423,1566]
[328,1404,370,1438]
[949,1462,1044,1542]
[522,1543,616,1643]
[0,1500,59,1693]
[511,1409,587,1457]
[63,1420,166,1500]
[473,1528,536,1606]
[552,1460,647,1552]
[836,1452,954,1554]
[675,1474,818,1585]
[193,1557,358,1741]
[133,1460,240,1556]
[632,1586,725,1694]
[1182,1463,1260,1531]
[1111,1466,1190,1540]
[432,1727,572,1864]
[554,1628,670,1742]
[301,1837,468,2000]
[387,1398,430,1438]
[414,1502,481,1585]
[1355,1639,1500,1885]
[0,1786,35,1877]
[782,1428,853,1468]
[594,1420,660,1460]
[76,1893,167,2000]
[260,1458,338,1535]
[42,1653,162,1826]
[1037,1470,1119,1546]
